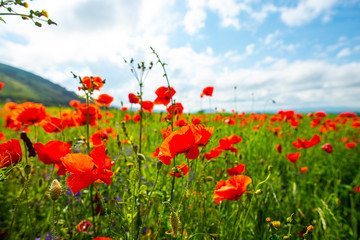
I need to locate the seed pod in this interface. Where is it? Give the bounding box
[49,179,62,201]
[170,212,180,237]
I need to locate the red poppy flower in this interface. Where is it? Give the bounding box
[77,103,102,126]
[0,132,6,142]
[345,142,356,148]
[224,117,236,126]
[321,143,333,153]
[314,111,327,118]
[292,134,321,149]
[154,86,176,106]
[158,124,214,165]
[141,100,154,113]
[285,152,301,164]
[93,238,114,240]
[81,76,104,91]
[15,102,47,125]
[90,129,109,146]
[4,102,18,111]
[167,103,184,118]
[120,107,128,111]
[123,113,131,121]
[353,186,360,193]
[192,117,202,125]
[213,175,252,204]
[300,166,308,173]
[204,147,223,160]
[62,145,114,194]
[276,144,282,153]
[77,220,93,233]
[105,111,115,118]
[34,140,71,175]
[0,82,4,92]
[0,139,22,169]
[128,93,139,104]
[69,100,81,108]
[201,86,214,98]
[94,94,114,108]
[227,163,245,176]
[40,116,67,133]
[132,114,141,122]
[174,118,188,127]
[168,163,189,178]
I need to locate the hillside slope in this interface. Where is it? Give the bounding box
[0,63,79,106]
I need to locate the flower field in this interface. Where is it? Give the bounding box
[0,65,359,240]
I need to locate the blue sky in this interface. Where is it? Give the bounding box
[1,0,360,113]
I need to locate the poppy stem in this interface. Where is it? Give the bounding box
[170,157,176,203]
[52,200,56,240]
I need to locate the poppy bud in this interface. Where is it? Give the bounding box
[255,189,263,195]
[205,176,214,182]
[170,212,180,237]
[156,160,163,170]
[132,144,138,153]
[49,179,61,201]
[24,164,31,176]
[20,131,36,157]
[260,159,264,165]
[137,153,146,161]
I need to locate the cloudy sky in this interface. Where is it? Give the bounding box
[1,0,360,113]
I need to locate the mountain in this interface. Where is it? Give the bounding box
[0,63,80,106]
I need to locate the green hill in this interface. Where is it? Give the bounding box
[0,63,81,106]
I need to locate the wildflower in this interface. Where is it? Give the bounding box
[227,163,245,176]
[158,124,214,165]
[300,166,308,173]
[77,220,93,233]
[168,163,189,178]
[0,82,4,92]
[166,103,184,118]
[353,186,360,193]
[69,100,81,108]
[90,129,109,146]
[34,140,71,175]
[201,86,214,98]
[154,86,176,106]
[15,102,47,125]
[128,93,139,104]
[321,143,333,153]
[0,139,22,169]
[345,142,356,148]
[141,100,154,113]
[40,116,67,133]
[94,94,114,108]
[81,76,104,91]
[292,134,321,149]
[276,144,282,153]
[285,152,301,164]
[213,175,252,204]
[62,145,114,194]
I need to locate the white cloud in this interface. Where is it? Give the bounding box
[208,0,247,29]
[337,48,351,58]
[265,30,280,45]
[280,0,338,26]
[183,0,207,35]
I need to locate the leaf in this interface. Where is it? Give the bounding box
[0,17,6,23]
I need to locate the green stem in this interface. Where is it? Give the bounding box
[148,170,159,205]
[52,200,55,240]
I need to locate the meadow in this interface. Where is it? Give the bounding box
[0,62,359,240]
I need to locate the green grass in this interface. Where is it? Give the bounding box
[0,106,359,240]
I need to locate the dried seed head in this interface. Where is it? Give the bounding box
[49,179,62,201]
